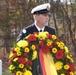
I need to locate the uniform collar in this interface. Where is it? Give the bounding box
[34,21,45,32]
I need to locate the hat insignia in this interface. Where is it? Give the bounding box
[46,6,50,10]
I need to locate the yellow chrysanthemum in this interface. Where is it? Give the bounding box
[70,71,74,75]
[13,58,18,62]
[67,55,71,59]
[60,42,64,46]
[52,35,57,40]
[24,70,32,75]
[52,48,57,53]
[60,45,64,49]
[56,42,60,45]
[70,54,72,57]
[25,58,28,62]
[17,40,28,47]
[9,52,13,58]
[61,73,65,75]
[17,51,22,56]
[58,44,64,49]
[64,46,69,53]
[29,67,32,70]
[38,32,48,40]
[67,55,74,63]
[70,58,74,63]
[64,64,69,70]
[31,45,36,50]
[19,64,24,68]
[54,61,63,70]
[23,68,27,71]
[24,47,30,53]
[15,47,20,52]
[16,71,23,75]
[47,40,53,46]
[34,33,38,37]
[47,39,53,42]
[44,31,49,34]
[32,50,37,60]
[57,42,64,49]
[9,65,15,70]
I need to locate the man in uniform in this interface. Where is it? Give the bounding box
[17,3,56,75]
[17,3,55,41]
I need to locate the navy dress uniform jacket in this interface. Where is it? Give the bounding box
[17,24,55,75]
[17,24,55,41]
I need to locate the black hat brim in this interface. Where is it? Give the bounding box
[33,9,51,14]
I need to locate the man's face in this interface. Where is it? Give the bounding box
[36,14,50,26]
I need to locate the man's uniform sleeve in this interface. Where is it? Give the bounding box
[17,29,26,41]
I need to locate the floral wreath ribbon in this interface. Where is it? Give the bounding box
[39,49,58,75]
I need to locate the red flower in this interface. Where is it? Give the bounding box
[70,64,75,71]
[54,42,57,46]
[49,45,53,48]
[65,72,70,75]
[42,44,50,54]
[9,59,13,63]
[57,70,60,72]
[18,57,26,64]
[25,63,29,67]
[28,35,36,41]
[47,34,52,38]
[25,60,32,67]
[56,38,59,40]
[40,41,45,47]
[23,52,28,57]
[11,48,15,53]
[33,32,37,34]
[55,50,64,59]
[35,44,38,49]
[67,63,75,72]
[14,53,17,57]
[28,60,32,66]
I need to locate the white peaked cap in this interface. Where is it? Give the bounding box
[31,3,51,14]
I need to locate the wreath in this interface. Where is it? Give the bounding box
[9,32,75,75]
